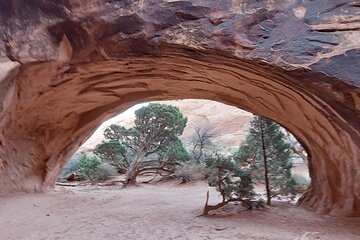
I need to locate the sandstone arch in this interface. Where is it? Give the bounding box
[0,1,359,216]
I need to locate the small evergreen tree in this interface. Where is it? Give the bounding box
[202,155,257,215]
[235,116,296,205]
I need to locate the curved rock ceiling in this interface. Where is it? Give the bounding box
[0,1,359,216]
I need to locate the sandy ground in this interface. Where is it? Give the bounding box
[0,181,359,240]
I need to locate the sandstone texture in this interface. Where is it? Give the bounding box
[0,0,359,216]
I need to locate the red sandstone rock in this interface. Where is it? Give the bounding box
[0,0,359,216]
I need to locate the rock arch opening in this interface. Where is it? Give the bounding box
[60,99,310,206]
[0,0,359,217]
[1,52,359,216]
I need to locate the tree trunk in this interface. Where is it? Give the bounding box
[202,191,254,215]
[260,122,271,205]
[110,154,127,172]
[202,191,229,215]
[125,149,147,186]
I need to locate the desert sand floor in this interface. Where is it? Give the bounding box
[0,181,359,240]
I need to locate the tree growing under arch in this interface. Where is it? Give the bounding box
[94,103,188,185]
[189,126,217,163]
[202,155,257,215]
[235,116,296,205]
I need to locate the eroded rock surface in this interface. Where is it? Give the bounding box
[0,0,359,216]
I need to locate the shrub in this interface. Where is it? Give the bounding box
[96,162,118,181]
[59,152,118,183]
[202,155,257,215]
[291,173,310,193]
[78,153,102,181]
[58,154,81,181]
[174,161,209,183]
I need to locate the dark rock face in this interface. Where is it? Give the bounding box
[0,0,359,216]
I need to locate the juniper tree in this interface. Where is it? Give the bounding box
[139,138,190,182]
[94,139,129,173]
[158,139,190,164]
[96,103,188,185]
[202,155,256,215]
[235,115,296,205]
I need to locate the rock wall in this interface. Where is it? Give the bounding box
[0,0,359,216]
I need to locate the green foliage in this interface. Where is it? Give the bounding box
[206,155,255,200]
[59,152,117,182]
[78,153,102,181]
[94,140,129,173]
[235,116,296,202]
[160,138,190,163]
[103,125,140,152]
[103,103,187,156]
[134,103,187,144]
[98,103,188,184]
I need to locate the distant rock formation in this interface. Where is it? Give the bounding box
[80,99,252,151]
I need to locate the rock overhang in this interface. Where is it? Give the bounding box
[0,0,359,216]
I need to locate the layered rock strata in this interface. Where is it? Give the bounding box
[0,0,359,216]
